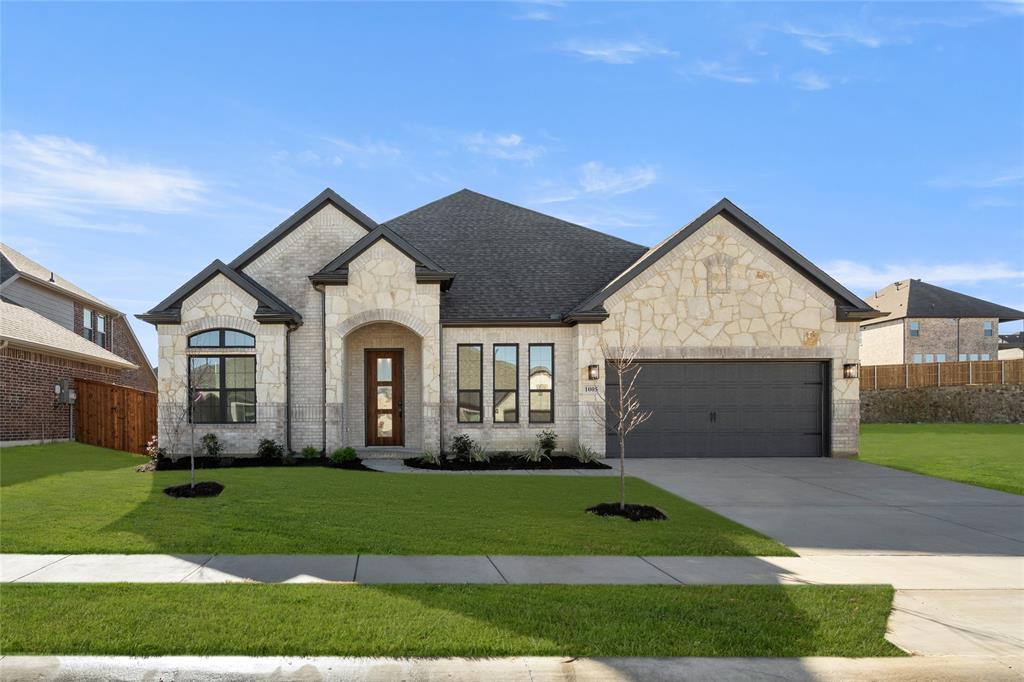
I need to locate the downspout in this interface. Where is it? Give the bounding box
[438,323,444,455]
[285,324,295,453]
[320,285,327,454]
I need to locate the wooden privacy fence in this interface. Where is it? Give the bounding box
[74,379,157,454]
[860,359,1024,391]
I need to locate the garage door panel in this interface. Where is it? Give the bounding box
[605,361,826,458]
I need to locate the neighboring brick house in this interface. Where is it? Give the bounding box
[0,244,157,445]
[859,279,1024,365]
[141,188,879,460]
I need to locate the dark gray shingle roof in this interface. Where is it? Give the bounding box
[384,190,648,321]
[903,280,1024,321]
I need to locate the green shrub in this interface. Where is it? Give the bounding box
[419,449,442,465]
[200,433,223,458]
[450,433,475,461]
[470,441,490,463]
[537,429,558,456]
[518,446,549,463]
[330,447,358,463]
[257,438,285,460]
[575,443,599,463]
[301,446,320,460]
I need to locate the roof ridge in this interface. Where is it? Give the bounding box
[0,242,116,312]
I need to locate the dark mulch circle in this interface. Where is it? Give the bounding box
[164,481,225,498]
[586,503,668,522]
[404,455,611,471]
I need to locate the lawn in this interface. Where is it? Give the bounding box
[0,583,901,657]
[0,443,790,555]
[859,424,1024,495]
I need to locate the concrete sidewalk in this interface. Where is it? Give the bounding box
[2,655,1021,681]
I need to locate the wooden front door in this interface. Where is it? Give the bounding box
[365,350,404,446]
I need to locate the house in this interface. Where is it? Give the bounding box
[859,279,1024,365]
[999,332,1024,361]
[139,189,880,459]
[0,243,157,446]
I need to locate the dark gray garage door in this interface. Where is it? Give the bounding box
[605,361,828,458]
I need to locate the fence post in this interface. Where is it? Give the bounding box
[873,366,878,391]
[1001,361,1005,385]
[905,364,910,388]
[937,362,941,387]
[968,362,973,385]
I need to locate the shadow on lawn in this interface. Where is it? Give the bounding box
[0,443,143,488]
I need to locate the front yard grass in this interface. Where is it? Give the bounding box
[859,424,1024,495]
[0,443,790,555]
[0,583,901,657]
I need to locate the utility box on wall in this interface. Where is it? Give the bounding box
[55,378,76,405]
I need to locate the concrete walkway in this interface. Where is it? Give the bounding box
[4,552,1023,656]
[3,655,1022,682]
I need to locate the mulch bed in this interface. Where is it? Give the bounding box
[403,455,611,471]
[586,503,668,522]
[164,481,225,498]
[153,456,375,472]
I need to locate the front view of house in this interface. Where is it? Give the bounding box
[140,189,880,459]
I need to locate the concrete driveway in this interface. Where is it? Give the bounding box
[627,457,1024,556]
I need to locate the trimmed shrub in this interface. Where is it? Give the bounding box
[537,429,558,456]
[200,433,223,458]
[257,438,285,461]
[450,433,475,461]
[330,447,358,463]
[301,446,320,460]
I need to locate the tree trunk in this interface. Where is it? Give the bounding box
[619,432,626,510]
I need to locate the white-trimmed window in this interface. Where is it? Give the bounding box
[984,321,994,337]
[82,308,106,347]
[909,321,920,337]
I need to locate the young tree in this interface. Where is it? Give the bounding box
[591,339,653,510]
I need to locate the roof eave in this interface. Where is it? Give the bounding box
[1,336,137,370]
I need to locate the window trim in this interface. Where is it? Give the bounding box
[528,343,555,424]
[456,343,484,424]
[188,354,257,424]
[188,328,256,349]
[909,321,920,337]
[492,343,519,424]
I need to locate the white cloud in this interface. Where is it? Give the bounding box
[824,259,1024,290]
[558,39,676,65]
[781,22,884,53]
[691,60,758,85]
[791,70,831,91]
[463,132,545,161]
[928,167,1024,189]
[2,132,205,224]
[534,161,657,204]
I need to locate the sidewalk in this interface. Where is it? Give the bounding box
[2,655,1021,682]
[4,553,1023,656]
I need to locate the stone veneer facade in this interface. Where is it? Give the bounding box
[153,204,862,458]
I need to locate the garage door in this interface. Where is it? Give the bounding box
[605,361,828,458]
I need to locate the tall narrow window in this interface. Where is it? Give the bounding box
[984,321,993,337]
[95,312,106,348]
[528,344,554,423]
[457,344,482,423]
[82,309,94,342]
[493,344,518,423]
[909,321,920,337]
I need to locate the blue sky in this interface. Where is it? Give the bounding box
[3,1,1022,363]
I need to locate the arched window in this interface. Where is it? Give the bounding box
[187,329,256,424]
[188,329,255,348]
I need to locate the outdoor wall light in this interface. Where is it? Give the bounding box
[843,363,859,379]
[587,364,600,380]
[53,383,62,395]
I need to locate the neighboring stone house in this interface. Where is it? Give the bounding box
[0,244,157,445]
[859,279,1024,366]
[140,189,880,459]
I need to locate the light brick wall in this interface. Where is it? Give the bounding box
[242,204,370,450]
[442,326,579,454]
[904,317,998,362]
[859,319,904,366]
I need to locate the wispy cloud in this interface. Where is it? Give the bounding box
[323,136,402,160]
[2,132,205,228]
[781,22,885,53]
[825,259,1024,290]
[928,167,1024,189]
[691,60,758,85]
[463,132,545,162]
[534,161,657,204]
[558,39,676,65]
[791,70,831,91]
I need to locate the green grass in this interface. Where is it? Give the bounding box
[859,424,1024,495]
[0,443,790,555]
[0,583,901,657]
